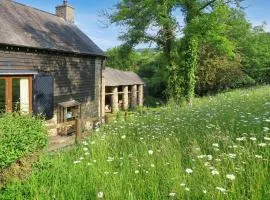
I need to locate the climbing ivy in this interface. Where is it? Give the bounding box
[184,37,199,104]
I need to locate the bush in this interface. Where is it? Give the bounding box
[144,95,163,107]
[0,114,47,169]
[195,53,256,96]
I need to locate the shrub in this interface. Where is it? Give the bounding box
[196,53,256,96]
[0,114,47,169]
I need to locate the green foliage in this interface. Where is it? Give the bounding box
[183,3,258,96]
[107,0,180,100]
[0,114,47,169]
[1,86,269,199]
[106,47,140,71]
[106,48,168,102]
[196,49,256,95]
[166,61,184,102]
[107,0,269,101]
[143,95,163,107]
[185,3,236,57]
[183,37,199,103]
[241,28,270,84]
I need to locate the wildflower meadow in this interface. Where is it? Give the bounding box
[1,86,269,200]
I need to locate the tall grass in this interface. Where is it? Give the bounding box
[1,86,269,200]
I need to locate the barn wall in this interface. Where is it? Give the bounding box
[0,47,103,129]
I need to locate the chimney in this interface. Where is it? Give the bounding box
[55,0,75,24]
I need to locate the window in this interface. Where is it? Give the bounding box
[0,76,32,113]
[0,78,6,112]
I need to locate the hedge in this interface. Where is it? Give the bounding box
[0,114,47,169]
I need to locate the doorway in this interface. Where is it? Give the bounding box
[0,76,32,113]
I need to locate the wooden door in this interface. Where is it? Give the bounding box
[0,76,32,113]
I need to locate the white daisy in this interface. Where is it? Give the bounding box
[236,137,246,141]
[185,168,193,174]
[212,143,219,147]
[180,183,186,187]
[148,150,154,155]
[169,192,176,197]
[197,155,206,159]
[228,153,236,158]
[226,174,236,181]
[97,192,104,199]
[207,155,213,161]
[263,127,269,132]
[255,155,263,159]
[216,187,226,193]
[211,170,219,175]
[258,143,267,147]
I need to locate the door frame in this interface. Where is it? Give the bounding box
[0,76,33,113]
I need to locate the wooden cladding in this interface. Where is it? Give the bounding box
[0,48,102,119]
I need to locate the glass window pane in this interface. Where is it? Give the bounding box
[12,78,21,112]
[20,78,30,113]
[0,79,6,112]
[12,78,30,113]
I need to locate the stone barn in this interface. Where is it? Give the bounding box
[102,67,144,113]
[0,0,105,134]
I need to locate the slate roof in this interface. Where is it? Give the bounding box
[0,0,105,56]
[104,68,144,87]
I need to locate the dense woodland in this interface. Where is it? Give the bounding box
[105,0,270,105]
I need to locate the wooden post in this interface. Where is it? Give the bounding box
[131,85,137,108]
[138,85,144,106]
[123,86,129,110]
[101,72,105,118]
[75,118,81,144]
[111,86,119,113]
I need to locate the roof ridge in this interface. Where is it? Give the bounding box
[10,0,61,20]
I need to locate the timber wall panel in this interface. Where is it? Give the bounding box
[0,48,102,119]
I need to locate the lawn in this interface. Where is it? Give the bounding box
[1,86,270,200]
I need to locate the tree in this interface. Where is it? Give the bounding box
[179,2,252,96]
[241,26,270,84]
[106,47,168,101]
[107,0,181,100]
[178,0,245,103]
[107,0,245,103]
[106,47,139,71]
